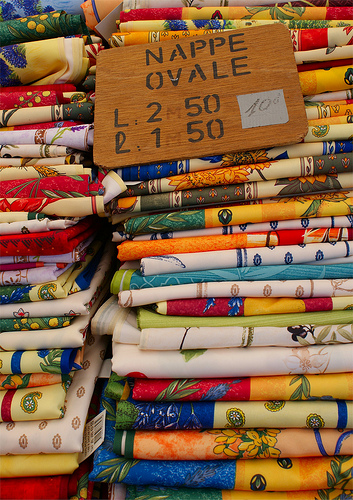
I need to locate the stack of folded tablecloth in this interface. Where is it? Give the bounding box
[87,2,353,499]
[0,6,126,496]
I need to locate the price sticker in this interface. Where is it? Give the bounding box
[237,89,289,129]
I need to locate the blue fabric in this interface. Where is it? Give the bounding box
[115,141,352,181]
[74,244,104,291]
[116,159,195,182]
[337,400,348,429]
[89,385,235,488]
[115,263,353,291]
[313,429,328,456]
[11,350,24,374]
[0,0,84,20]
[334,430,353,455]
[60,348,79,374]
[116,400,215,430]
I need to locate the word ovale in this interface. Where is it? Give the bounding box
[145,33,251,90]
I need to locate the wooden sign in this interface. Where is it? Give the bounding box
[94,24,308,169]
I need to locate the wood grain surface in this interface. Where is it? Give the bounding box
[94,23,308,168]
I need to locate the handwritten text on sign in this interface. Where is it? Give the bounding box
[94,24,307,168]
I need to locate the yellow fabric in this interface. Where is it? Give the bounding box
[0,453,79,477]
[0,38,89,86]
[299,65,353,95]
[0,383,66,422]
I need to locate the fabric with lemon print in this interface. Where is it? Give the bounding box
[0,88,87,110]
[0,11,90,47]
[0,306,96,351]
[0,315,73,333]
[112,427,353,460]
[0,381,68,422]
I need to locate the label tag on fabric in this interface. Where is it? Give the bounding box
[78,409,106,463]
[94,23,308,168]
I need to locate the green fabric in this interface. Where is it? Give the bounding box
[124,209,205,236]
[0,316,73,332]
[104,372,128,401]
[0,10,90,47]
[137,308,353,330]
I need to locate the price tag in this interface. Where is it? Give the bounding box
[94,23,308,169]
[78,409,105,463]
[237,89,289,129]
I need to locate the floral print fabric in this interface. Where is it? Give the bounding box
[89,389,353,491]
[116,226,353,261]
[138,322,353,350]
[0,11,89,47]
[130,372,353,402]
[123,192,353,236]
[112,342,353,378]
[117,278,353,308]
[0,37,89,87]
[113,140,352,181]
[119,6,353,21]
[113,427,353,460]
[0,382,68,422]
[156,296,353,317]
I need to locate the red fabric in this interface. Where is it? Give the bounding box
[0,196,100,218]
[163,296,335,316]
[132,377,251,401]
[120,8,182,21]
[3,121,80,131]
[297,58,353,72]
[0,84,76,93]
[0,390,15,422]
[275,227,352,245]
[293,28,329,51]
[0,90,71,109]
[0,216,99,256]
[165,297,244,316]
[0,475,71,499]
[0,175,102,199]
[0,262,44,271]
[119,6,353,21]
[326,6,353,18]
[304,297,335,312]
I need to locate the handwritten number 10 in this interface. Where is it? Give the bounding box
[147,102,162,148]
